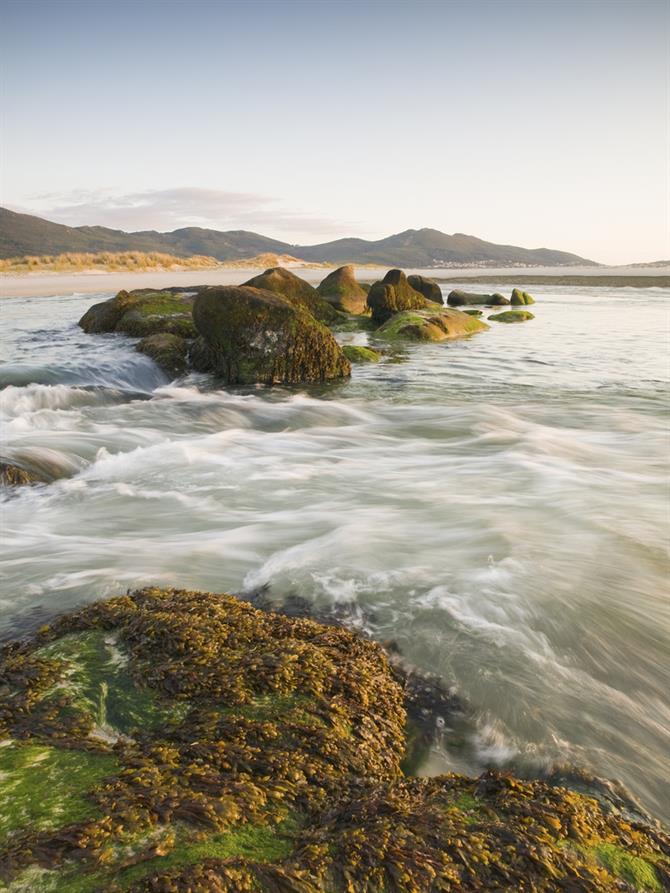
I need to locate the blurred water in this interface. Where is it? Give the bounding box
[1,285,669,822]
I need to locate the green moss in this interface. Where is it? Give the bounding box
[510,287,536,305]
[593,843,662,891]
[487,310,535,322]
[0,741,117,844]
[342,345,381,363]
[377,308,488,341]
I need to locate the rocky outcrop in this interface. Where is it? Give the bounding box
[78,288,197,338]
[136,333,190,376]
[510,287,536,305]
[407,274,443,304]
[377,307,489,341]
[447,289,509,307]
[192,286,350,384]
[342,345,381,363]
[242,267,339,323]
[488,309,535,322]
[0,586,666,893]
[367,269,434,325]
[316,265,368,314]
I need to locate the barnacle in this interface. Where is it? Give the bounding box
[0,587,667,892]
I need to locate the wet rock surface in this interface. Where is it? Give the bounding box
[367,269,434,325]
[0,587,667,893]
[242,267,339,323]
[447,289,510,307]
[316,265,369,315]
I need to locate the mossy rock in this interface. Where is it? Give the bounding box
[342,345,381,364]
[0,461,45,487]
[510,287,536,305]
[136,334,189,376]
[367,269,435,325]
[192,286,350,385]
[462,308,483,316]
[377,307,489,342]
[407,274,443,304]
[242,267,339,324]
[488,309,535,322]
[447,289,510,307]
[0,587,667,892]
[316,265,368,315]
[78,289,197,338]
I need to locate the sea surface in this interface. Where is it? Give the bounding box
[1,284,669,824]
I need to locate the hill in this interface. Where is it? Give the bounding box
[0,207,595,267]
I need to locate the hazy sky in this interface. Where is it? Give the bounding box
[1,0,668,264]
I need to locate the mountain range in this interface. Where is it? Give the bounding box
[0,207,595,267]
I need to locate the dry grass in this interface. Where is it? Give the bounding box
[0,252,223,274]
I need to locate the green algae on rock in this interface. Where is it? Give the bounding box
[377,307,489,342]
[488,309,535,322]
[510,287,536,305]
[136,333,189,377]
[407,275,443,304]
[462,308,483,316]
[316,265,369,315]
[447,289,510,307]
[242,267,339,324]
[78,289,197,339]
[192,286,350,385]
[342,345,381,364]
[367,269,434,325]
[0,586,667,893]
[0,462,45,487]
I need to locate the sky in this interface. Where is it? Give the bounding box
[1,0,668,264]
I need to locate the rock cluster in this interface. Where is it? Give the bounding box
[0,587,666,892]
[316,264,368,315]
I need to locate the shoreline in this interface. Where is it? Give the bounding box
[1,265,668,298]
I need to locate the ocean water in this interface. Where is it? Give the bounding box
[1,285,669,823]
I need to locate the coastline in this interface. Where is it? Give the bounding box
[1,264,668,298]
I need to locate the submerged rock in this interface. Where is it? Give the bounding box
[447,289,510,306]
[0,587,667,892]
[367,269,434,325]
[242,267,339,323]
[511,287,536,305]
[136,333,189,376]
[488,309,535,322]
[342,345,381,363]
[377,307,489,341]
[462,308,483,316]
[407,274,443,304]
[316,265,369,315]
[78,288,197,338]
[0,461,45,487]
[192,285,350,384]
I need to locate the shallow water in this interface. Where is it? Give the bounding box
[1,285,669,823]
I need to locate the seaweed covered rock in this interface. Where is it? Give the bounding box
[342,345,381,363]
[488,309,535,322]
[242,267,339,324]
[136,333,189,376]
[511,287,536,305]
[78,288,198,338]
[367,269,434,325]
[316,265,368,315]
[377,307,489,342]
[407,275,443,304]
[463,308,483,316]
[447,289,510,307]
[0,587,667,893]
[192,286,350,384]
[0,461,45,487]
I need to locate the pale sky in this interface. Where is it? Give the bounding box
[1,0,668,264]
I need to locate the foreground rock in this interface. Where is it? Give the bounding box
[489,309,535,322]
[78,288,198,338]
[0,461,45,487]
[407,274,443,303]
[136,333,190,376]
[511,287,536,305]
[192,286,350,384]
[342,344,381,363]
[367,269,435,324]
[242,267,339,323]
[316,265,369,314]
[447,289,509,306]
[0,587,666,893]
[377,307,489,341]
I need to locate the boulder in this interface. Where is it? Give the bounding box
[79,289,197,338]
[367,269,434,325]
[342,345,381,363]
[0,461,45,487]
[192,286,350,384]
[377,307,489,341]
[136,333,190,376]
[242,267,339,323]
[447,289,510,306]
[316,265,368,314]
[407,274,443,304]
[488,310,535,322]
[463,308,483,316]
[510,287,536,305]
